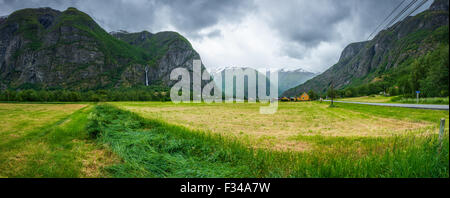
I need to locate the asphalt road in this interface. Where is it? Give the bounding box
[324,100,449,110]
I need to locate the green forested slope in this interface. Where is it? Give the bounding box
[282,0,449,98]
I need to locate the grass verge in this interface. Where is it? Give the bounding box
[391,96,449,104]
[338,95,449,104]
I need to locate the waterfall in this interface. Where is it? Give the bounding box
[145,66,149,86]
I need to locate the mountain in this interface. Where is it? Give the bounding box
[111,30,208,87]
[277,68,316,95]
[209,67,315,97]
[209,67,274,99]
[282,0,449,97]
[0,7,207,91]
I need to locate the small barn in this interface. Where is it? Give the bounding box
[298,92,310,101]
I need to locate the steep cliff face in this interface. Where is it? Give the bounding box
[112,31,207,88]
[282,0,449,96]
[0,7,206,90]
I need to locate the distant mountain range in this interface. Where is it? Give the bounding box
[282,0,449,97]
[277,68,316,95]
[210,67,316,96]
[2,1,447,100]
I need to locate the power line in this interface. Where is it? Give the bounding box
[398,0,429,22]
[384,0,419,30]
[367,0,407,40]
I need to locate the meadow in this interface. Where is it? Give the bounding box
[112,101,443,150]
[338,95,450,104]
[0,101,448,177]
[391,96,450,104]
[337,95,395,103]
[0,103,117,177]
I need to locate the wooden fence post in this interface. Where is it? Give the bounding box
[439,118,445,152]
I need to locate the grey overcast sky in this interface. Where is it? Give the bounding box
[0,0,433,72]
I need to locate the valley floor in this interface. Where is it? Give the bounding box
[0,101,448,177]
[337,95,449,105]
[326,100,449,110]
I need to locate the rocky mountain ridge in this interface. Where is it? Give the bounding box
[282,0,449,97]
[0,7,206,91]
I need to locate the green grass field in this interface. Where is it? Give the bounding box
[338,95,395,103]
[391,96,450,104]
[0,101,448,177]
[338,95,449,104]
[0,104,117,177]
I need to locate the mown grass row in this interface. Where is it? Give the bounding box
[88,104,449,178]
[0,106,116,178]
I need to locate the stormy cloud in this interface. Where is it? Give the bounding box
[0,0,433,72]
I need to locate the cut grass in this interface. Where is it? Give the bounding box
[0,103,87,142]
[88,106,253,177]
[0,102,448,178]
[110,101,446,151]
[88,104,449,178]
[0,104,117,177]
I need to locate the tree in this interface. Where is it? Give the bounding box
[344,89,353,98]
[388,86,399,96]
[19,90,39,101]
[327,84,336,107]
[357,85,369,96]
[0,90,16,101]
[398,76,412,96]
[410,59,426,94]
[420,45,449,97]
[308,90,317,100]
[37,90,49,102]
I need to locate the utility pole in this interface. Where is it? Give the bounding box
[331,84,334,106]
[328,82,335,107]
[439,118,445,153]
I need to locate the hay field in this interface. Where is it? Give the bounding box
[0,103,116,177]
[0,104,86,141]
[112,101,446,151]
[0,102,448,177]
